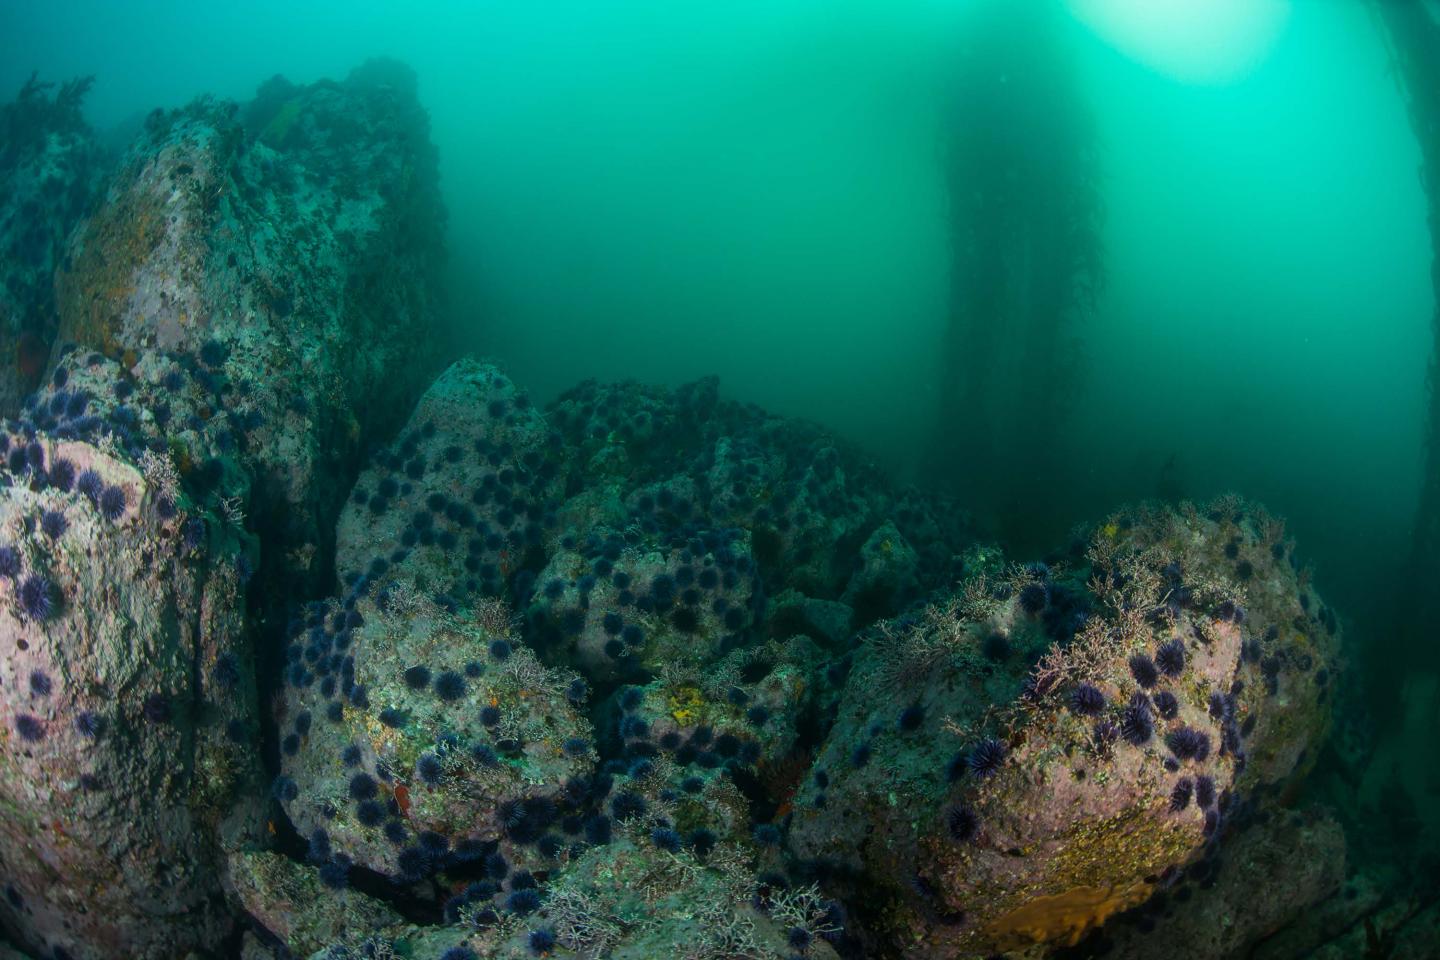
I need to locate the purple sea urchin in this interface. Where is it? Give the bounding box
[1155,638,1186,677]
[968,737,1007,777]
[98,485,127,521]
[76,469,102,504]
[417,753,444,785]
[28,670,51,697]
[19,574,54,620]
[1129,653,1159,689]
[74,711,103,738]
[433,670,466,702]
[40,509,67,540]
[1069,683,1106,716]
[348,773,378,800]
[1018,582,1049,614]
[14,713,45,741]
[1121,698,1154,746]
[947,804,979,842]
[1195,774,1216,808]
[1165,726,1211,761]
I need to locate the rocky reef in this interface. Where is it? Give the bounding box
[0,58,445,960]
[0,59,1402,960]
[0,424,263,958]
[0,75,108,412]
[52,56,447,602]
[784,498,1339,956]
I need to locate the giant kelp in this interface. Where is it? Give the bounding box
[929,0,1104,551]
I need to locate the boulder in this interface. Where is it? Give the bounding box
[787,499,1339,956]
[53,59,446,597]
[0,432,263,958]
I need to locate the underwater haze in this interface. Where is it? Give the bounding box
[3,0,1439,957]
[2,0,1425,604]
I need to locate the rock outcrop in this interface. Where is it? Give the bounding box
[53,58,446,599]
[0,428,263,959]
[0,74,108,411]
[786,499,1339,956]
[0,60,448,959]
[0,57,1361,960]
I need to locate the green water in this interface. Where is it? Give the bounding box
[3,0,1436,948]
[6,1,1425,612]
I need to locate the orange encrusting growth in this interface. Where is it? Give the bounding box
[982,881,1151,950]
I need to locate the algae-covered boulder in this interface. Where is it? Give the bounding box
[252,362,952,957]
[546,376,971,622]
[528,527,763,683]
[1095,806,1345,959]
[254,349,1342,960]
[841,520,922,625]
[595,633,832,832]
[53,58,446,598]
[0,431,264,959]
[787,498,1338,957]
[333,358,565,606]
[276,591,592,880]
[0,75,108,412]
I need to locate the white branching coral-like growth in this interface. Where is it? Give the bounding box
[138,447,181,505]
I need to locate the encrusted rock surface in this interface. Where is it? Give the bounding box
[229,850,403,958]
[53,58,446,598]
[0,338,1354,959]
[262,361,1346,960]
[0,59,448,960]
[252,360,969,958]
[0,432,263,959]
[276,592,593,880]
[543,375,970,622]
[333,357,564,608]
[1092,806,1345,959]
[787,499,1339,957]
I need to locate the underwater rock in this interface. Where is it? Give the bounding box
[310,833,843,960]
[766,588,854,647]
[252,353,1348,958]
[598,633,832,844]
[1303,898,1440,960]
[1249,849,1440,960]
[0,74,108,413]
[333,357,564,607]
[786,498,1339,957]
[841,520,921,627]
[228,849,403,958]
[1094,806,1344,958]
[1249,865,1388,960]
[21,348,251,511]
[275,591,592,880]
[52,58,446,599]
[530,528,763,682]
[546,376,971,615]
[0,431,264,958]
[1264,885,1440,960]
[234,361,970,955]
